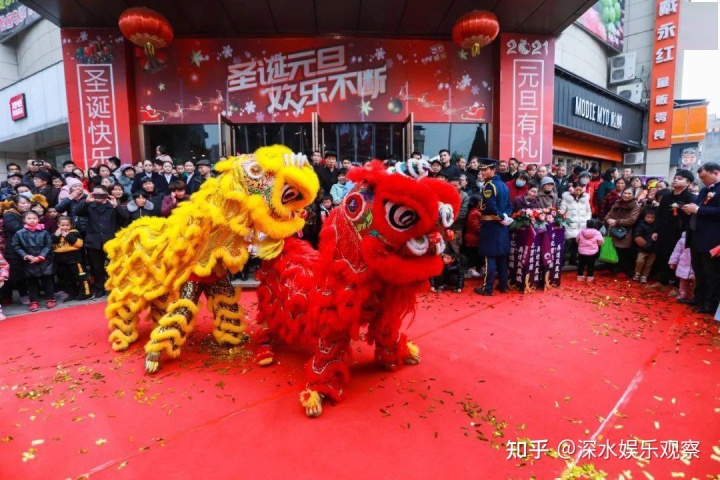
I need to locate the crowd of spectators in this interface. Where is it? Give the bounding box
[0,147,717,322]
[0,147,214,315]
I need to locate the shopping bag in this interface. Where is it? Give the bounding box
[598,236,618,264]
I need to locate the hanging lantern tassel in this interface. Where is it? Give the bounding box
[144,42,155,58]
[452,10,500,58]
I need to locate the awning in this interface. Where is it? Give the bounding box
[553,133,622,163]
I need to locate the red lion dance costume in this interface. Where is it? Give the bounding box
[255,159,460,417]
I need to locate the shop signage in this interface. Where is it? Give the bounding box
[61,29,135,170]
[648,0,680,149]
[573,97,623,129]
[130,37,494,124]
[0,0,40,44]
[9,92,26,120]
[498,33,555,165]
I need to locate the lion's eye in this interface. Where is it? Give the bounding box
[385,201,418,231]
[243,161,263,180]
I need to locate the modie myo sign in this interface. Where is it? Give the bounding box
[573,96,623,130]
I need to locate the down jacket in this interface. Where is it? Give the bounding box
[11,227,55,278]
[669,232,694,280]
[560,191,592,240]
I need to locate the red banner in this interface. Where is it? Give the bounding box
[498,33,555,165]
[61,29,137,169]
[648,0,680,149]
[132,38,494,124]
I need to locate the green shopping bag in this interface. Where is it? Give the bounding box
[598,235,618,264]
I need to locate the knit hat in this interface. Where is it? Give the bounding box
[540,177,555,187]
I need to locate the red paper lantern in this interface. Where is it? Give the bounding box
[118,7,174,58]
[452,10,500,57]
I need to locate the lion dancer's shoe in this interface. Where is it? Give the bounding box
[372,331,421,370]
[300,336,351,417]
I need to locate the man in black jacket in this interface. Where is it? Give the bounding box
[76,186,119,299]
[32,170,61,208]
[23,159,60,189]
[683,162,720,314]
[316,152,339,195]
[153,159,179,195]
[186,159,213,195]
[650,170,697,289]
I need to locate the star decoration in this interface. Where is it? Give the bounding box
[458,49,468,60]
[190,50,206,67]
[359,100,373,116]
[158,83,165,91]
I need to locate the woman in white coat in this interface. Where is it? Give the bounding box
[561,182,593,265]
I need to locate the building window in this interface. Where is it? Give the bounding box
[414,123,488,158]
[145,124,220,163]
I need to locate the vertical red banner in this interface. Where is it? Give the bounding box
[648,0,680,149]
[498,33,555,165]
[61,29,136,170]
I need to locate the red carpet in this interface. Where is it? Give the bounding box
[1,273,719,479]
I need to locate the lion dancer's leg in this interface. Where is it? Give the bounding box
[107,290,149,352]
[254,323,274,366]
[369,324,421,371]
[207,275,248,346]
[148,293,170,327]
[144,282,201,373]
[300,334,351,418]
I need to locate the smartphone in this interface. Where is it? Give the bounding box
[94,193,108,200]
[33,161,44,167]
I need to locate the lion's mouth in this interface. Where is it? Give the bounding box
[403,233,445,257]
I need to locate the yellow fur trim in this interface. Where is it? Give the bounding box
[300,389,322,408]
[406,341,420,358]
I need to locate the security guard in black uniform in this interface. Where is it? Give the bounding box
[474,159,511,296]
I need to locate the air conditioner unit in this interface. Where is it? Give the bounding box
[623,152,645,165]
[616,81,643,103]
[609,52,637,85]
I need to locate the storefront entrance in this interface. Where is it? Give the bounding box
[219,113,415,163]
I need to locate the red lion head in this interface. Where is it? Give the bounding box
[325,160,461,286]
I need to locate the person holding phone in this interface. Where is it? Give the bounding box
[76,186,119,299]
[22,159,60,190]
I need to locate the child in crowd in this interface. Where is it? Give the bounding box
[52,216,90,302]
[0,251,8,320]
[463,195,482,278]
[430,249,465,293]
[633,209,657,283]
[11,211,55,312]
[32,202,57,233]
[576,218,604,282]
[319,195,333,227]
[669,232,695,304]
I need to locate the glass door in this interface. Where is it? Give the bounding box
[401,113,414,160]
[218,113,237,158]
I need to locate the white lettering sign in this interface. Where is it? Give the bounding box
[572,97,623,130]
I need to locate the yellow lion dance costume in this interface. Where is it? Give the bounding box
[104,145,319,373]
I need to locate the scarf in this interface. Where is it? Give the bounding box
[24,223,45,232]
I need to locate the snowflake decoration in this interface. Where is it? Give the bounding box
[375,47,386,60]
[351,56,357,64]
[386,59,394,69]
[79,31,88,42]
[438,83,444,90]
[471,85,480,96]
[397,54,403,61]
[221,110,227,116]
[245,51,252,58]
[244,101,256,114]
[221,45,233,59]
[457,74,472,90]
[256,112,265,122]
[482,81,489,88]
